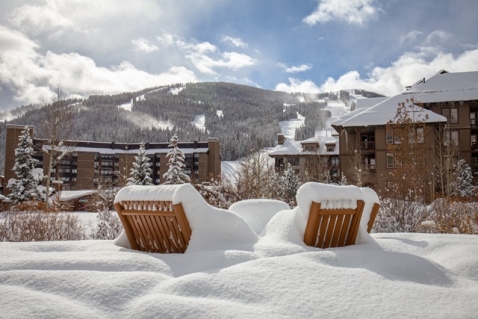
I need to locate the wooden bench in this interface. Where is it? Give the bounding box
[114,199,192,253]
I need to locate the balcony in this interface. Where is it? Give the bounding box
[361,141,375,150]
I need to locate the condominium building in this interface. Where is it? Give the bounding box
[331,70,478,187]
[269,131,341,182]
[3,125,221,192]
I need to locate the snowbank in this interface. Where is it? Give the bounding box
[2,183,477,318]
[1,233,477,318]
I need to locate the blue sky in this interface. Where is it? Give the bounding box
[0,0,478,111]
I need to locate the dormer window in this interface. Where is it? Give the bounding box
[326,145,335,152]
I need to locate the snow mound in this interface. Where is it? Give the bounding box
[229,199,290,234]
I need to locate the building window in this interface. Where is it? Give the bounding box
[387,153,402,168]
[330,156,339,167]
[408,127,425,144]
[444,130,459,146]
[326,144,335,152]
[442,108,458,124]
[471,112,476,126]
[288,157,299,166]
[386,128,401,144]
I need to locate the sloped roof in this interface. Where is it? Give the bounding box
[269,135,339,156]
[51,190,98,202]
[331,70,478,128]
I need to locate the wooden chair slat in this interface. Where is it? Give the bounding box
[304,199,365,249]
[115,196,192,253]
[367,203,380,233]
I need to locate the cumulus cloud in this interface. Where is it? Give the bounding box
[278,63,312,73]
[303,0,379,25]
[221,36,248,49]
[154,33,257,75]
[0,27,197,105]
[8,1,74,35]
[0,25,38,55]
[275,48,478,96]
[132,37,159,53]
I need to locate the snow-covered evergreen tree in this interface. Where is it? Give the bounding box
[127,142,153,186]
[451,159,474,197]
[281,164,300,205]
[163,134,190,184]
[7,126,39,203]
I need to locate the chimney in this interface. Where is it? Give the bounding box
[278,134,286,145]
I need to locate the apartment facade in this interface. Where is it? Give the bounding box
[331,70,478,187]
[3,124,221,192]
[269,132,341,182]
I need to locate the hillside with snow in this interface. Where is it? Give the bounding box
[0,82,382,172]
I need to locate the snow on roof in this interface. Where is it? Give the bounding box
[332,95,446,128]
[0,194,11,202]
[333,71,478,128]
[355,96,388,109]
[269,134,339,156]
[42,145,209,155]
[52,190,98,201]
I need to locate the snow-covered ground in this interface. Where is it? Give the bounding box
[221,160,242,183]
[1,184,477,318]
[191,114,206,131]
[279,112,305,141]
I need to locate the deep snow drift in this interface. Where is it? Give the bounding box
[1,183,477,318]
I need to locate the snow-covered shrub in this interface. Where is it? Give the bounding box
[374,198,428,232]
[0,210,86,242]
[418,199,478,234]
[94,209,123,240]
[451,159,475,197]
[195,178,240,209]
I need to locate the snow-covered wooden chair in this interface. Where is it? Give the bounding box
[360,187,380,233]
[297,183,365,249]
[114,185,192,253]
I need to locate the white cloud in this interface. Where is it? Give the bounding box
[303,0,379,26]
[0,26,38,55]
[276,48,478,96]
[279,63,312,73]
[132,37,159,53]
[221,36,248,49]
[400,30,423,44]
[186,51,257,75]
[425,30,452,45]
[0,28,197,105]
[276,78,321,93]
[157,33,175,47]
[8,1,74,35]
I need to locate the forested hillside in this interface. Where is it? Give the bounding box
[0,82,382,173]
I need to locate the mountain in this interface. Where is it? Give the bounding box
[0,82,384,173]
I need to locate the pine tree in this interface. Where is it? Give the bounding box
[163,134,190,184]
[451,159,474,197]
[7,126,39,203]
[282,163,300,205]
[127,142,153,186]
